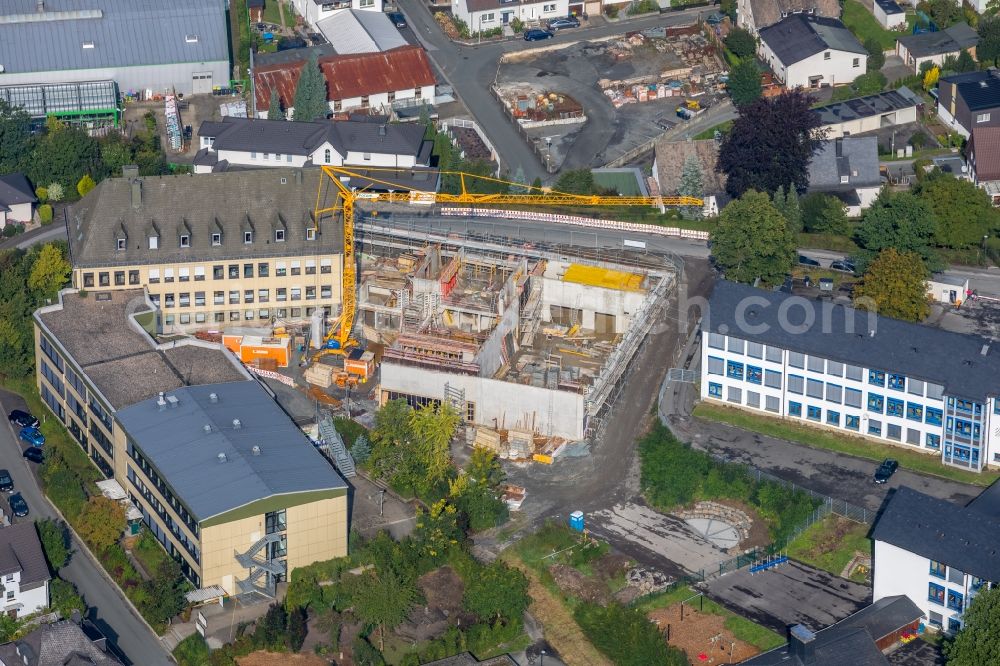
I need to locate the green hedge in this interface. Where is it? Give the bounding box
[575,602,687,665]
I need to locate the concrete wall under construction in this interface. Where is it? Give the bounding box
[379,362,587,440]
[541,277,647,334]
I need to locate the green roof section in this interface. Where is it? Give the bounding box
[592,168,650,197]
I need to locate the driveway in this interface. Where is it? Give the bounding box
[0,390,172,666]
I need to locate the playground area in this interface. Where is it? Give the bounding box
[649,602,760,665]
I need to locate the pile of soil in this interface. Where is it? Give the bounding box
[593,553,632,581]
[237,652,330,666]
[648,604,760,665]
[549,563,610,604]
[418,566,464,615]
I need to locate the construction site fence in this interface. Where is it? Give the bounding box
[439,118,502,177]
[489,85,560,173]
[440,207,711,240]
[246,365,295,387]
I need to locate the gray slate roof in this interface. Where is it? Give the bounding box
[808,137,880,193]
[0,0,229,75]
[0,173,36,208]
[706,281,1000,401]
[898,22,977,57]
[759,14,866,66]
[0,620,122,666]
[67,168,342,269]
[0,523,50,588]
[813,87,921,126]
[116,381,347,522]
[872,486,1000,581]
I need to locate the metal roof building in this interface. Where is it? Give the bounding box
[0,0,230,96]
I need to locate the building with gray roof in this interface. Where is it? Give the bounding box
[0,523,51,619]
[0,0,230,96]
[0,616,123,666]
[758,14,867,89]
[813,87,921,139]
[896,23,977,74]
[807,136,881,215]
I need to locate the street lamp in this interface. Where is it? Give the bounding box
[540,649,546,666]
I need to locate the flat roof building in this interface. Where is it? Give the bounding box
[813,87,921,139]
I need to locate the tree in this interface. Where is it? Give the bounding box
[864,38,885,72]
[717,91,824,197]
[141,558,187,626]
[916,170,1000,249]
[28,244,71,302]
[255,603,288,650]
[724,28,756,59]
[352,570,417,651]
[291,51,328,122]
[0,100,32,175]
[944,587,1000,665]
[463,561,529,625]
[955,49,977,73]
[720,0,736,21]
[509,165,527,194]
[37,519,70,570]
[76,174,96,198]
[678,154,704,219]
[47,183,64,202]
[709,190,795,284]
[854,190,939,271]
[772,184,802,233]
[267,88,284,120]
[98,134,134,177]
[353,637,386,666]
[801,193,849,235]
[28,121,101,195]
[923,65,940,92]
[466,447,504,488]
[575,602,687,666]
[852,71,887,96]
[413,499,463,560]
[37,204,53,224]
[530,177,543,191]
[409,403,459,492]
[980,16,1000,67]
[853,249,930,322]
[350,435,371,465]
[49,578,85,618]
[287,606,308,651]
[76,496,125,553]
[727,59,762,108]
[554,168,595,194]
[928,0,960,27]
[368,399,413,483]
[0,615,21,644]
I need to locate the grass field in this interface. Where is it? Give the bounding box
[842,0,914,51]
[694,120,733,140]
[693,402,999,487]
[261,0,284,25]
[786,515,872,582]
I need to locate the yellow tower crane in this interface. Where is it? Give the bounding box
[310,165,702,359]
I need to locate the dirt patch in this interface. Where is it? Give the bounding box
[712,499,771,551]
[648,605,760,665]
[592,553,632,581]
[549,564,611,604]
[237,651,331,666]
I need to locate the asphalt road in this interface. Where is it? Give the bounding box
[0,390,172,666]
[395,1,710,181]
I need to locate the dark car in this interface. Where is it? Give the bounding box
[524,28,555,41]
[874,459,899,484]
[797,254,821,267]
[8,410,38,429]
[548,17,580,29]
[387,11,406,27]
[830,260,856,273]
[22,448,43,464]
[0,471,13,494]
[9,493,28,518]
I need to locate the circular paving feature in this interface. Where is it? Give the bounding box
[684,517,741,549]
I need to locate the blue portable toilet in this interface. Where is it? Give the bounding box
[263,32,274,42]
[569,511,584,532]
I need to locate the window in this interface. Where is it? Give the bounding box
[212,232,221,246]
[869,370,885,387]
[148,235,158,250]
[707,356,724,375]
[305,260,317,275]
[765,346,782,363]
[266,509,287,534]
[244,231,253,244]
[229,264,239,279]
[909,379,925,397]
[179,293,190,307]
[728,386,742,403]
[98,272,109,287]
[846,415,860,431]
[163,268,174,283]
[887,423,901,441]
[244,290,254,303]
[977,112,992,123]
[765,370,781,389]
[766,395,780,412]
[180,234,190,248]
[291,261,301,276]
[747,341,763,358]
[195,292,205,307]
[868,419,882,436]
[179,267,190,282]
[263,153,269,161]
[887,398,904,417]
[947,590,964,612]
[948,566,964,585]
[83,273,94,288]
[258,289,269,303]
[948,618,962,633]
[305,286,316,300]
[291,287,301,301]
[853,57,860,67]
[320,258,333,274]
[807,405,821,421]
[194,266,205,281]
[827,361,843,377]
[824,51,831,60]
[230,311,240,321]
[543,2,556,9]
[789,402,802,417]
[276,262,286,277]
[907,428,920,445]
[788,351,804,368]
[868,393,884,413]
[788,375,804,395]
[747,366,762,384]
[927,433,941,449]
[229,290,240,304]
[214,291,224,305]
[114,271,125,286]
[827,410,840,426]
[728,337,745,354]
[926,407,943,426]
[250,151,257,159]
[179,313,190,324]
[362,152,371,161]
[116,238,126,251]
[306,228,317,241]
[826,384,842,404]
[324,148,331,163]
[928,611,943,628]
[276,288,287,302]
[707,333,725,349]
[258,262,269,277]
[845,364,863,381]
[164,294,175,308]
[709,382,722,398]
[727,361,745,380]
[244,264,253,279]
[275,229,285,242]
[807,356,824,373]
[888,373,905,390]
[320,285,332,299]
[928,582,945,605]
[807,379,823,399]
[215,313,224,323]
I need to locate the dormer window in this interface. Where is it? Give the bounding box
[306,228,317,241]
[244,231,253,244]
[117,238,126,251]
[840,175,849,184]
[180,234,190,248]
[324,148,331,164]
[212,232,222,246]
[148,235,158,250]
[275,229,285,242]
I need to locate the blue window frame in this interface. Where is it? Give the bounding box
[708,382,722,398]
[926,433,941,449]
[994,401,1000,415]
[868,420,882,436]
[887,398,904,417]
[869,370,885,387]
[846,415,860,430]
[929,561,946,578]
[868,393,884,413]
[789,402,802,417]
[747,365,762,385]
[953,398,975,414]
[947,589,964,612]
[906,402,923,422]
[888,373,905,390]
[826,410,840,426]
[954,419,973,437]
[807,405,822,421]
[948,618,962,633]
[928,582,945,605]
[727,360,744,380]
[926,408,943,426]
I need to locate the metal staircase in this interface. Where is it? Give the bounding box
[519,278,543,345]
[234,533,285,597]
[318,416,356,478]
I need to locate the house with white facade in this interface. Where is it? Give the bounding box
[0,174,36,230]
[872,0,905,30]
[758,14,867,89]
[0,523,51,619]
[807,137,881,216]
[701,280,1000,473]
[737,0,840,38]
[813,87,921,139]
[288,0,383,29]
[896,23,977,74]
[872,485,1000,634]
[452,0,569,34]
[193,116,431,174]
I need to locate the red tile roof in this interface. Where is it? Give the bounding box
[970,126,1000,182]
[254,46,435,113]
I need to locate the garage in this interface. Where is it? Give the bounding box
[192,72,214,95]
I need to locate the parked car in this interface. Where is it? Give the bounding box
[387,11,406,27]
[18,427,44,448]
[797,254,821,267]
[548,17,580,29]
[0,470,13,494]
[830,259,856,274]
[7,410,38,429]
[22,448,43,464]
[524,28,555,41]
[874,459,899,484]
[9,493,27,518]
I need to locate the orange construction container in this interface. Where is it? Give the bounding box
[344,349,375,379]
[222,334,244,356]
[236,335,291,368]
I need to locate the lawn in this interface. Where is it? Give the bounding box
[797,231,860,254]
[261,0,284,25]
[786,515,872,582]
[693,402,1000,487]
[132,528,171,577]
[172,633,210,666]
[842,0,914,51]
[694,120,733,141]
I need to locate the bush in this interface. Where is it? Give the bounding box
[510,17,523,32]
[605,4,619,17]
[49,577,85,618]
[38,204,53,225]
[35,186,48,203]
[173,633,211,666]
[353,637,385,666]
[47,183,64,202]
[627,0,659,14]
[37,518,70,570]
[724,28,757,59]
[575,602,687,665]
[2,224,18,238]
[909,131,928,148]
